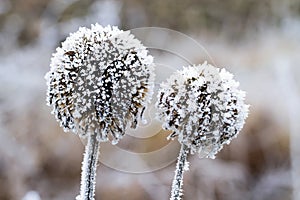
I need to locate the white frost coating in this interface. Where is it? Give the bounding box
[76,133,100,200]
[45,24,155,144]
[170,144,189,200]
[156,62,249,159]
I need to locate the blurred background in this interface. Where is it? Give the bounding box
[1,0,300,199]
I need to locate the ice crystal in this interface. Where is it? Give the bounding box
[156,62,249,158]
[45,24,154,144]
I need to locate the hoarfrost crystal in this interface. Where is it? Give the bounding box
[45,24,154,144]
[156,62,249,159]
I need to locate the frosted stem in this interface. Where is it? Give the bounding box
[170,144,189,200]
[77,133,100,200]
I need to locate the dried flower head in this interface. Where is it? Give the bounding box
[156,62,249,158]
[45,24,154,144]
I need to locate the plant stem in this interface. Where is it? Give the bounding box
[77,133,100,200]
[170,144,189,200]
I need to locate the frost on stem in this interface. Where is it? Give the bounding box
[170,144,189,200]
[76,133,99,200]
[45,24,155,200]
[156,62,249,159]
[45,24,155,144]
[156,62,249,200]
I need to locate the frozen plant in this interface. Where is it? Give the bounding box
[45,24,154,200]
[156,62,249,200]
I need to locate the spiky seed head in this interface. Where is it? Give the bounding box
[156,62,249,158]
[45,24,154,144]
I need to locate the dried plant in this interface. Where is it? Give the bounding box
[156,62,249,200]
[45,24,154,200]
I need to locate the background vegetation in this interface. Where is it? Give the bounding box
[0,0,300,199]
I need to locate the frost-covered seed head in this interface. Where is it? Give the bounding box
[45,24,154,144]
[156,62,249,158]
